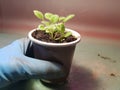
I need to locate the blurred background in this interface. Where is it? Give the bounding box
[0,0,120,40]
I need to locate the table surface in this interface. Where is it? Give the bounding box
[0,32,120,90]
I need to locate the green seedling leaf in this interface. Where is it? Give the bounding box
[59,17,66,22]
[41,21,50,26]
[63,14,75,22]
[45,25,56,33]
[38,24,45,30]
[51,15,59,23]
[57,23,65,33]
[45,13,53,21]
[33,10,44,20]
[64,31,72,38]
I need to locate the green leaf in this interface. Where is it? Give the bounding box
[45,28,50,33]
[51,15,59,23]
[45,25,56,33]
[59,23,65,33]
[45,13,53,21]
[64,31,72,38]
[38,24,45,30]
[59,17,65,22]
[63,14,75,22]
[33,10,44,20]
[41,21,50,26]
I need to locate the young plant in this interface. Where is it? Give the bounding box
[33,10,75,42]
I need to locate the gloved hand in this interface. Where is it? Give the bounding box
[0,38,66,88]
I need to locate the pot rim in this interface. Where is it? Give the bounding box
[28,28,81,47]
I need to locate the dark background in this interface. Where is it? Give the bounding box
[0,0,120,39]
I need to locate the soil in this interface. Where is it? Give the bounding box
[32,29,77,43]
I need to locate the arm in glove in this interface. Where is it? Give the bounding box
[0,38,66,88]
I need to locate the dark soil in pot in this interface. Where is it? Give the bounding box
[32,29,77,43]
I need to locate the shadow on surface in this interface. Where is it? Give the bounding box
[64,65,100,90]
[0,64,100,90]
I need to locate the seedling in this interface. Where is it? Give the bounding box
[33,10,75,42]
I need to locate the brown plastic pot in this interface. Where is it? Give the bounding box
[28,28,81,84]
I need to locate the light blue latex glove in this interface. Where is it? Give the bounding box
[0,38,66,88]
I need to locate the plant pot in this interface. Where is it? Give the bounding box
[28,28,81,84]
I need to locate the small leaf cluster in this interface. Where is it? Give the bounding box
[33,10,75,41]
